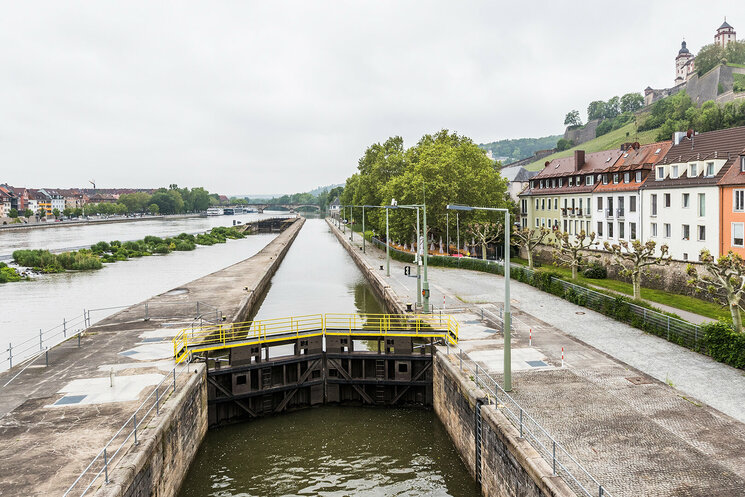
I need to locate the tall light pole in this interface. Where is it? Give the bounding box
[348,205,354,242]
[448,204,512,391]
[362,205,365,253]
[393,204,423,308]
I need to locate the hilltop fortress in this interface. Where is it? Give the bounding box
[645,19,745,107]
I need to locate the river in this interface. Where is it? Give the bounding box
[178,219,479,497]
[0,212,291,364]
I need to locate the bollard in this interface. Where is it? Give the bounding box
[561,346,564,368]
[529,328,532,347]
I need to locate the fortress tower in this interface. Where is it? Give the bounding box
[675,40,695,84]
[715,18,736,48]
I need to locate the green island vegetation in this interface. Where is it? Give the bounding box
[0,262,27,283]
[477,135,561,164]
[9,226,245,277]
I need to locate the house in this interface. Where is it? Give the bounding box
[0,188,12,217]
[8,186,30,212]
[40,189,65,213]
[88,193,118,204]
[519,149,623,237]
[29,189,51,216]
[58,189,88,209]
[640,127,745,261]
[500,165,539,202]
[592,141,672,244]
[717,144,745,257]
[329,197,341,217]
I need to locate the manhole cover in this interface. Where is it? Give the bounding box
[575,311,585,315]
[164,288,188,296]
[526,360,548,368]
[625,376,653,385]
[54,395,87,406]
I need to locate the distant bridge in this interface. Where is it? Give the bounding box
[248,203,321,213]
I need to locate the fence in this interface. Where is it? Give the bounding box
[449,343,613,497]
[62,363,193,497]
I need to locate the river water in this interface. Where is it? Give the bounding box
[178,219,479,497]
[0,212,290,364]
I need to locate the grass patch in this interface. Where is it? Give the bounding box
[524,122,662,171]
[527,262,728,321]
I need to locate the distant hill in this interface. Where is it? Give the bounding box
[478,135,562,164]
[235,183,343,199]
[305,183,344,196]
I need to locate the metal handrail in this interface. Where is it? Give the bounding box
[450,344,613,497]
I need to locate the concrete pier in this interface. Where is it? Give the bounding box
[0,217,304,497]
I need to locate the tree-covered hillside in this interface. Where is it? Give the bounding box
[478,135,561,163]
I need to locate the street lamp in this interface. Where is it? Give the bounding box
[447,204,513,391]
[393,204,423,308]
[362,203,397,276]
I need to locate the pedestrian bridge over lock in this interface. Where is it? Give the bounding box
[173,313,459,364]
[173,313,460,424]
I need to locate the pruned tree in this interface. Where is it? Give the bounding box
[466,222,503,260]
[604,239,670,300]
[551,230,599,279]
[687,250,745,333]
[512,226,550,269]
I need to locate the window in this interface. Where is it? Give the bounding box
[607,222,614,238]
[535,199,539,210]
[629,196,637,212]
[586,175,594,186]
[741,156,745,173]
[554,198,558,209]
[597,197,603,210]
[522,218,527,228]
[733,223,744,247]
[619,222,625,239]
[706,162,715,177]
[540,180,544,188]
[568,220,572,235]
[651,194,657,215]
[568,177,573,187]
[597,221,603,237]
[576,177,581,186]
[671,165,679,179]
[554,219,558,228]
[630,222,637,240]
[563,219,568,232]
[563,198,568,208]
[541,199,545,210]
[682,193,690,208]
[682,224,690,240]
[579,198,583,212]
[558,178,563,187]
[651,222,658,237]
[521,199,527,213]
[698,193,705,216]
[571,198,576,209]
[683,253,688,261]
[602,175,608,185]
[734,190,745,212]
[664,223,671,238]
[624,172,630,183]
[664,193,671,207]
[656,166,665,180]
[541,218,546,227]
[607,197,613,211]
[690,163,697,177]
[551,179,556,188]
[536,218,539,227]
[613,173,619,184]
[698,225,706,241]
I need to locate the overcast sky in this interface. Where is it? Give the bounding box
[0,1,738,195]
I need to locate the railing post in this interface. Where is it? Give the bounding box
[156,388,160,414]
[104,447,109,483]
[39,329,43,351]
[145,302,149,321]
[460,349,463,371]
[45,348,49,367]
[8,343,12,369]
[599,485,604,497]
[133,413,138,445]
[667,316,670,340]
[552,441,556,475]
[519,408,523,437]
[475,364,479,386]
[63,318,66,338]
[173,368,176,392]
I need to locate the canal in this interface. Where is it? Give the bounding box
[178,219,479,497]
[0,212,290,362]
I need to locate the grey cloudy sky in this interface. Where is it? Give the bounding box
[0,1,737,195]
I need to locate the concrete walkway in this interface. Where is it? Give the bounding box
[332,221,745,497]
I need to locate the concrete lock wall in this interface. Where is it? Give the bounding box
[433,349,574,497]
[95,363,208,497]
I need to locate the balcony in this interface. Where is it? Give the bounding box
[616,208,625,218]
[605,208,614,218]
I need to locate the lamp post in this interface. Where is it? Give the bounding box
[348,205,354,242]
[448,204,512,391]
[361,204,396,276]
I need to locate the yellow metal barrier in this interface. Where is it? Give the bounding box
[172,313,458,364]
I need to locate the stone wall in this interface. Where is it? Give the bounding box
[95,363,208,497]
[563,120,600,147]
[433,349,574,497]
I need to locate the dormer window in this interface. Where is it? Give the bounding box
[558,178,563,187]
[690,163,697,177]
[671,165,679,179]
[613,173,619,184]
[740,156,745,173]
[635,171,642,182]
[540,180,544,188]
[706,162,715,177]
[586,175,594,186]
[530,181,534,189]
[602,174,608,185]
[624,172,630,183]
[655,148,662,154]
[656,166,665,180]
[568,177,573,186]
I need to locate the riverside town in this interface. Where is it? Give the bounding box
[2,5,745,497]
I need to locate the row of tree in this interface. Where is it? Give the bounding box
[694,40,745,77]
[339,130,512,246]
[563,92,645,128]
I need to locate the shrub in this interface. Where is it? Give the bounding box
[174,240,196,251]
[556,138,573,151]
[143,236,163,245]
[91,241,110,254]
[0,266,23,283]
[583,263,607,279]
[701,322,745,369]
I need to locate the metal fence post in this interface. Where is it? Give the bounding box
[599,485,604,497]
[63,318,66,338]
[104,448,109,483]
[8,343,12,369]
[519,408,523,437]
[552,441,556,475]
[196,301,200,317]
[45,348,48,367]
[667,316,670,340]
[145,302,149,321]
[156,388,160,414]
[173,369,176,392]
[133,414,138,445]
[39,329,43,351]
[460,349,463,371]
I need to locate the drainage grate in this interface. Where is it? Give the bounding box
[55,395,87,406]
[625,376,654,385]
[526,360,548,368]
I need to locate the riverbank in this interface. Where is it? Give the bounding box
[0,217,305,496]
[327,218,745,496]
[0,213,201,232]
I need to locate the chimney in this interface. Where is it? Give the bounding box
[574,150,585,170]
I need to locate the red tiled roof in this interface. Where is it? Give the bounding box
[534,149,623,180]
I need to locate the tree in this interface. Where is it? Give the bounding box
[556,138,573,151]
[466,222,503,260]
[37,206,46,219]
[564,110,582,127]
[23,209,33,218]
[587,100,606,121]
[52,208,60,219]
[604,240,671,300]
[604,96,621,119]
[695,43,725,76]
[551,230,599,279]
[148,203,160,215]
[687,250,745,333]
[8,208,18,219]
[512,226,551,269]
[620,92,644,113]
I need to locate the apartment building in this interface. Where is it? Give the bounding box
[718,145,745,256]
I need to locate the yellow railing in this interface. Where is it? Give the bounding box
[173,313,458,363]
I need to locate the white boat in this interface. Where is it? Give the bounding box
[206,207,224,216]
